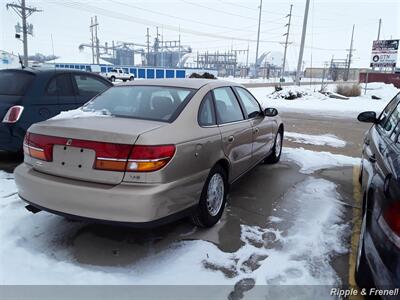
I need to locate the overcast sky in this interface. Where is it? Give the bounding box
[1,0,399,68]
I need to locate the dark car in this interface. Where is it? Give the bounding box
[0,68,112,152]
[356,92,400,299]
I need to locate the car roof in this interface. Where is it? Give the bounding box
[117,78,243,89]
[1,67,94,76]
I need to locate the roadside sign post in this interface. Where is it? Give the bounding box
[370,39,399,71]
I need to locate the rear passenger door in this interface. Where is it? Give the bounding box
[234,87,274,165]
[212,87,253,181]
[72,74,110,106]
[43,73,76,117]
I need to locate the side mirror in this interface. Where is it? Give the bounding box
[264,108,278,117]
[357,111,378,123]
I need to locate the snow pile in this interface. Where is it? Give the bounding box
[282,147,360,174]
[285,132,346,148]
[268,86,312,100]
[250,82,399,118]
[51,108,111,120]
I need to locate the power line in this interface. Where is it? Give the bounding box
[48,1,282,44]
[110,0,261,33]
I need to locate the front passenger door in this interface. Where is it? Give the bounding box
[234,87,274,165]
[213,87,253,181]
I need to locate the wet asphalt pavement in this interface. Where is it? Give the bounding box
[0,111,368,292]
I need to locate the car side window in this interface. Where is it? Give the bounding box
[198,92,216,126]
[46,74,74,96]
[378,93,400,129]
[381,101,400,136]
[74,75,109,98]
[213,87,244,124]
[235,87,261,118]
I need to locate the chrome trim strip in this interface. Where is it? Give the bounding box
[26,144,44,152]
[128,157,170,162]
[96,157,127,162]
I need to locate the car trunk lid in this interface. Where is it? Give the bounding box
[26,116,166,184]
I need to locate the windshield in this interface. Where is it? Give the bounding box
[84,85,196,122]
[0,71,35,96]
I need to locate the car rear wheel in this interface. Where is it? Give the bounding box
[264,129,283,164]
[190,165,227,228]
[355,213,374,290]
[110,76,116,82]
[130,76,134,81]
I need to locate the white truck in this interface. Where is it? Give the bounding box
[101,68,135,82]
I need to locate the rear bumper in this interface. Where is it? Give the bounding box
[15,163,206,225]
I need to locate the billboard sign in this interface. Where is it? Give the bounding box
[370,39,399,68]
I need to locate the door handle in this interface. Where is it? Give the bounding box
[368,153,376,163]
[227,135,235,143]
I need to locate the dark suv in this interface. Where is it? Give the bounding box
[356,92,400,298]
[0,68,112,152]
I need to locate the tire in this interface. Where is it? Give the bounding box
[123,79,127,82]
[358,163,363,184]
[110,76,116,82]
[190,165,228,228]
[264,128,283,164]
[355,213,374,290]
[129,76,134,81]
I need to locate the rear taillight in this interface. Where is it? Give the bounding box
[24,132,175,172]
[125,145,176,172]
[2,106,24,123]
[24,133,65,161]
[382,202,400,237]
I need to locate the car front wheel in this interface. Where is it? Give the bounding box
[190,165,227,227]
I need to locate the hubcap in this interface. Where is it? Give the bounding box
[206,173,224,216]
[356,214,366,271]
[275,132,282,156]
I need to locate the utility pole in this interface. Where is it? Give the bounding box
[94,16,100,64]
[6,0,42,66]
[90,16,100,64]
[90,17,95,64]
[254,0,263,77]
[295,0,310,85]
[146,27,150,66]
[377,18,382,40]
[155,26,160,66]
[246,41,249,69]
[281,4,293,82]
[345,24,355,81]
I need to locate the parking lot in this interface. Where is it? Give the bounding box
[0,110,370,298]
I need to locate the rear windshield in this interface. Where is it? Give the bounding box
[0,71,35,96]
[84,85,196,122]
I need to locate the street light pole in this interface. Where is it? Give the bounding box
[254,0,263,77]
[295,0,310,85]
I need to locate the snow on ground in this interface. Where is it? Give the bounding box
[220,76,332,84]
[249,82,399,118]
[285,132,346,148]
[0,147,357,294]
[283,147,360,174]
